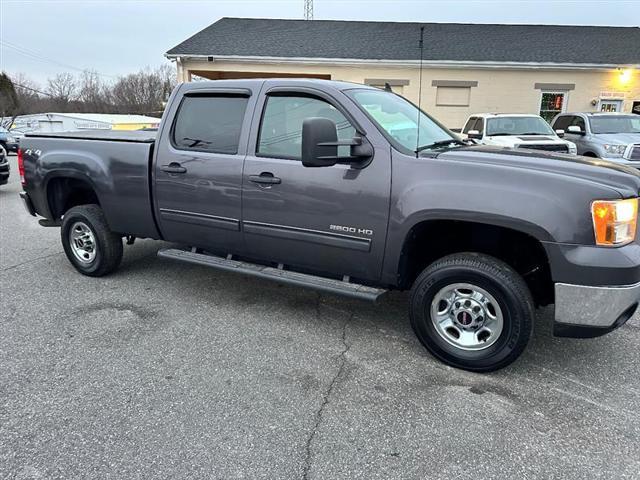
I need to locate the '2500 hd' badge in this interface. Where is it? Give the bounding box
[330,225,373,236]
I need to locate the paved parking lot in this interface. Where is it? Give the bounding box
[1,153,640,479]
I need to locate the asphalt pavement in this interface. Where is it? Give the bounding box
[1,153,639,479]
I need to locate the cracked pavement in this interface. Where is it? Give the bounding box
[1,153,640,479]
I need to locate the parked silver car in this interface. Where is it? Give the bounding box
[551,112,640,164]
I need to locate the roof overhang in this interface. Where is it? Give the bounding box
[165,54,639,72]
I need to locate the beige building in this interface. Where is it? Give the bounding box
[167,18,640,129]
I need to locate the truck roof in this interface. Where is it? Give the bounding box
[181,78,380,93]
[563,112,636,117]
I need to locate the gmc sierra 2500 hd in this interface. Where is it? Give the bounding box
[18,79,640,371]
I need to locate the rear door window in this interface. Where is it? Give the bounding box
[172,95,249,154]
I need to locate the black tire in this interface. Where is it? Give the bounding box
[409,253,534,372]
[61,204,123,277]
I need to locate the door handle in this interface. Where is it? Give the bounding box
[249,172,281,185]
[161,162,187,174]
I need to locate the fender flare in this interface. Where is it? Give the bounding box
[382,209,554,286]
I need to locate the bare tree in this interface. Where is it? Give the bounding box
[10,72,47,115]
[156,64,177,108]
[4,64,177,118]
[110,65,176,115]
[47,72,77,110]
[77,70,110,113]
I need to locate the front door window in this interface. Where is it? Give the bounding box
[539,92,567,123]
[258,95,355,159]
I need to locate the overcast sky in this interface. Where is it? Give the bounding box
[1,0,639,86]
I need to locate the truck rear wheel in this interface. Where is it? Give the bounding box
[409,253,534,372]
[61,205,123,277]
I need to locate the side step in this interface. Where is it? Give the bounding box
[157,248,387,302]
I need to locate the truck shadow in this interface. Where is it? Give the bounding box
[119,240,638,377]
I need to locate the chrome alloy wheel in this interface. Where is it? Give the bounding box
[430,283,504,351]
[69,221,97,264]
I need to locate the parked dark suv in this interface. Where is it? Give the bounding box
[0,147,10,185]
[0,127,19,156]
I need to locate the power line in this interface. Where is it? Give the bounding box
[0,40,116,79]
[11,82,53,97]
[304,0,313,20]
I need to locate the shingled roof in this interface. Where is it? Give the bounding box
[167,17,640,66]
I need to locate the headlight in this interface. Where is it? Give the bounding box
[592,198,638,246]
[603,144,626,156]
[568,143,577,154]
[7,136,15,143]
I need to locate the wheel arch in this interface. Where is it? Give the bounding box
[45,172,102,220]
[393,216,554,306]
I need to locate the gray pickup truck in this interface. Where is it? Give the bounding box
[551,112,640,163]
[18,79,640,371]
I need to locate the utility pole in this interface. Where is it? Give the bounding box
[304,0,313,20]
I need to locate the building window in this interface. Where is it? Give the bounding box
[539,91,567,123]
[435,87,471,107]
[599,100,623,112]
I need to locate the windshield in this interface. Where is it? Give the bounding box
[346,89,454,153]
[486,116,555,136]
[589,115,640,134]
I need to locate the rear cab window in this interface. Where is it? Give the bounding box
[172,95,249,154]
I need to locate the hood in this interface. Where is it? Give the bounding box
[436,145,640,198]
[592,133,640,145]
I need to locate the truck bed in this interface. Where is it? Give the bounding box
[25,130,156,143]
[20,132,160,240]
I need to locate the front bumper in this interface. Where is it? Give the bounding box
[554,282,639,338]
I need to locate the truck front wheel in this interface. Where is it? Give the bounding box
[409,253,534,372]
[61,205,123,277]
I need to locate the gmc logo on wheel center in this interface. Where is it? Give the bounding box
[330,224,373,236]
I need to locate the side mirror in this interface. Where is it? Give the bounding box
[555,129,565,138]
[301,117,373,168]
[567,125,584,135]
[302,117,338,167]
[467,129,482,140]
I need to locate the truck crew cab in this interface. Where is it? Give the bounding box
[18,79,640,372]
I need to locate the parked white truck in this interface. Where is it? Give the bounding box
[461,113,577,154]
